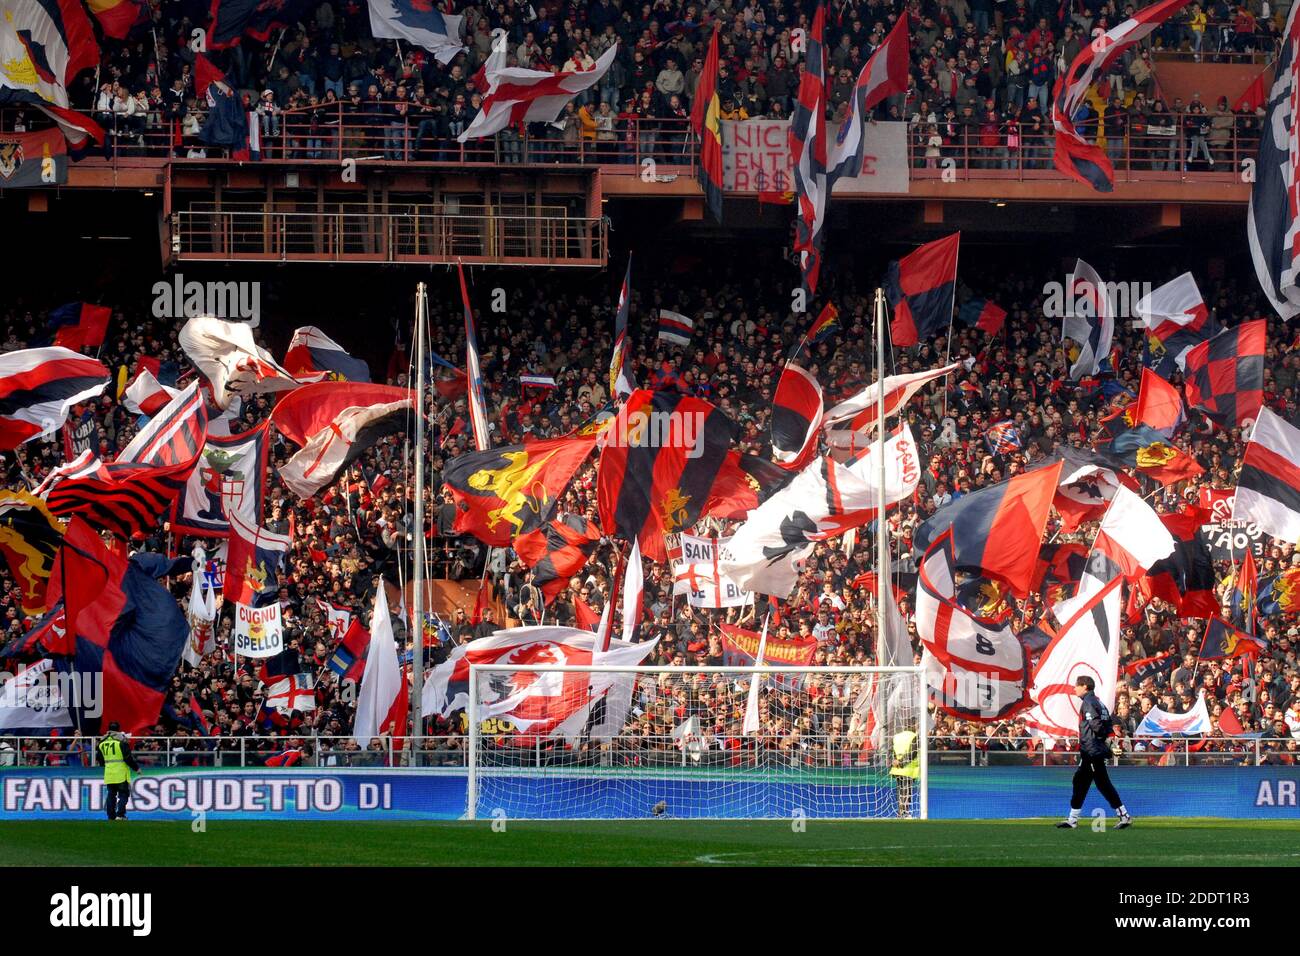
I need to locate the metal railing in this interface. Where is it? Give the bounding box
[3,733,1295,769]
[928,734,1299,767]
[59,103,697,171]
[173,200,606,265]
[906,113,1259,184]
[3,103,1264,190]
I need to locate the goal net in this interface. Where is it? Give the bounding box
[466,665,927,820]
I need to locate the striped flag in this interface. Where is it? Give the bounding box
[520,374,557,391]
[1232,407,1300,544]
[1052,0,1193,191]
[0,347,109,450]
[1248,0,1300,319]
[40,383,208,539]
[691,29,725,222]
[827,15,910,187]
[791,4,828,295]
[657,309,694,347]
[459,264,492,451]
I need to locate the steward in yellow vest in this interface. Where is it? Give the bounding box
[97,722,140,821]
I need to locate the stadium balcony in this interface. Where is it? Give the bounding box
[6,101,1255,269]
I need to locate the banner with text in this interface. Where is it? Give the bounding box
[722,119,909,194]
[233,601,283,658]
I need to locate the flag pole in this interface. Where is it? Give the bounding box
[410,282,428,753]
[874,287,888,646]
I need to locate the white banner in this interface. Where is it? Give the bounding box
[722,119,909,195]
[672,534,753,608]
[233,602,284,658]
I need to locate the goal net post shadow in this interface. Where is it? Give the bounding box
[466,664,928,821]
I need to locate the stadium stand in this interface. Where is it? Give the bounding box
[1,0,1297,777]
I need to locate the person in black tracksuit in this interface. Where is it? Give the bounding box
[1056,676,1133,829]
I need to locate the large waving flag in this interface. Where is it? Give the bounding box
[271,382,415,500]
[1134,367,1185,438]
[1106,423,1204,486]
[460,264,492,451]
[1136,508,1219,619]
[827,15,910,186]
[353,579,408,745]
[917,532,1032,721]
[719,426,921,598]
[1183,319,1267,427]
[0,0,103,149]
[223,502,291,605]
[1134,273,1220,376]
[771,362,823,471]
[1044,446,1128,533]
[40,382,208,539]
[1247,0,1300,320]
[0,489,65,617]
[46,518,189,733]
[422,625,656,741]
[284,327,370,383]
[1086,484,1177,586]
[823,362,960,450]
[791,4,828,295]
[1061,259,1115,379]
[179,316,298,409]
[1232,407,1300,544]
[886,233,960,347]
[913,462,1063,599]
[513,513,603,604]
[0,346,109,449]
[171,421,268,537]
[368,0,465,64]
[691,28,725,222]
[1023,574,1124,740]
[444,433,599,547]
[208,0,308,50]
[1052,0,1192,191]
[458,44,618,141]
[48,302,111,351]
[597,389,738,563]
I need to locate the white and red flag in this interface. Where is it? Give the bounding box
[1052,0,1192,191]
[827,14,910,186]
[458,44,619,142]
[353,578,408,744]
[823,362,961,452]
[423,626,656,741]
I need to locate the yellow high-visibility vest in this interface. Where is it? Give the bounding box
[890,730,920,780]
[98,737,130,785]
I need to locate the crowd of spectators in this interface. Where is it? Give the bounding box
[1,242,1299,771]
[0,0,1275,170]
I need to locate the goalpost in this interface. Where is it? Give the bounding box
[466,665,928,820]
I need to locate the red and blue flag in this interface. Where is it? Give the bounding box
[886,233,960,347]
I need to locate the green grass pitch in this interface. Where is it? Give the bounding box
[2,819,1298,866]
